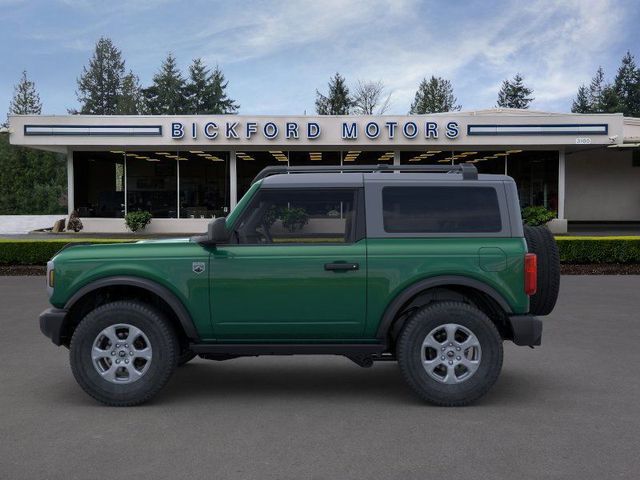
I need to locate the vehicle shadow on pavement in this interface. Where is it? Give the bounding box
[160,359,413,405]
[153,359,549,407]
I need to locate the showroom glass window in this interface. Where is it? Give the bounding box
[73,151,125,218]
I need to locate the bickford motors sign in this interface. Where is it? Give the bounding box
[170,119,461,141]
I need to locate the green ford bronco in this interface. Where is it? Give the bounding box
[40,164,560,406]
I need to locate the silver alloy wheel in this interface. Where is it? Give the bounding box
[421,323,482,384]
[91,324,152,384]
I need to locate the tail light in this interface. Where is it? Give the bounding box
[524,253,537,295]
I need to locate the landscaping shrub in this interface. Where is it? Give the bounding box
[556,237,640,264]
[125,210,152,232]
[0,239,133,265]
[522,206,556,226]
[280,207,309,232]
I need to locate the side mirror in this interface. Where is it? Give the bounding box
[208,217,230,244]
[192,217,230,245]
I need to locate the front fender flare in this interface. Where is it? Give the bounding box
[375,275,513,340]
[64,276,200,340]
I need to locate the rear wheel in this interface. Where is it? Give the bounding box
[397,301,503,406]
[70,301,178,406]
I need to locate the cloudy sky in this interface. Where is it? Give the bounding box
[1,0,639,117]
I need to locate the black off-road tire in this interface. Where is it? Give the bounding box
[397,302,503,407]
[70,301,179,406]
[524,225,560,315]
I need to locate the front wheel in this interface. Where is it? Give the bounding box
[70,301,178,406]
[397,301,503,406]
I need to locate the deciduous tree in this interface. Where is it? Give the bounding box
[352,80,391,115]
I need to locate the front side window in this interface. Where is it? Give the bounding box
[382,186,502,233]
[235,189,357,244]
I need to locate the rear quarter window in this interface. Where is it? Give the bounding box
[382,186,502,233]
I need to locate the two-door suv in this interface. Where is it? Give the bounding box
[39,164,559,406]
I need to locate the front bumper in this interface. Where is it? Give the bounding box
[508,314,542,346]
[39,308,68,346]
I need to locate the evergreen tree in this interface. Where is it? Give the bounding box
[315,73,352,115]
[185,58,209,114]
[496,73,534,109]
[588,66,607,111]
[143,53,187,115]
[599,84,622,113]
[0,134,66,214]
[8,70,42,116]
[3,72,65,213]
[613,51,640,117]
[185,59,239,114]
[208,65,239,114]
[75,37,125,114]
[116,71,144,115]
[409,76,460,114]
[571,85,591,113]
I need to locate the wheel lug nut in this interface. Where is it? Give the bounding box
[449,343,453,346]
[111,351,115,356]
[125,344,128,348]
[125,359,129,364]
[456,347,461,351]
[116,359,120,364]
[456,356,461,360]
[440,356,445,360]
[129,351,134,356]
[441,347,445,351]
[448,360,453,365]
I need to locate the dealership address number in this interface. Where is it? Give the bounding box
[575,137,592,144]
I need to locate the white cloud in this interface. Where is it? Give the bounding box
[2,0,634,114]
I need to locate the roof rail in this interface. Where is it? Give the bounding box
[252,163,478,184]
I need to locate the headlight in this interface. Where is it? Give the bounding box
[46,260,54,297]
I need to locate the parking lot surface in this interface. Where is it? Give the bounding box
[1,275,639,479]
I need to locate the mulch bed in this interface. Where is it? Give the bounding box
[0,265,46,276]
[560,263,640,275]
[2,264,640,276]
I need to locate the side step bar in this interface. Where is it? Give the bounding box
[190,343,387,356]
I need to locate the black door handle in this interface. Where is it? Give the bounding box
[324,262,359,271]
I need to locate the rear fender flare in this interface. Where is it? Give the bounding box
[376,275,513,340]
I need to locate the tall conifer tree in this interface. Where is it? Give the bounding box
[315,73,352,115]
[496,73,534,109]
[75,37,125,114]
[409,76,461,114]
[144,53,187,115]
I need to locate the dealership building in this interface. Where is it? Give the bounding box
[8,109,640,234]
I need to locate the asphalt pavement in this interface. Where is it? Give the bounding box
[1,275,639,479]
